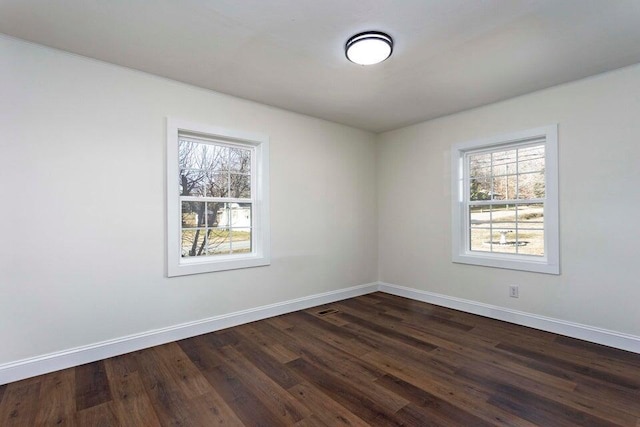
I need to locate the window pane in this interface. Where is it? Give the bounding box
[469,153,491,175]
[208,145,229,172]
[215,203,252,228]
[517,229,544,256]
[493,161,517,177]
[470,228,491,252]
[230,174,251,198]
[205,202,225,227]
[517,204,544,230]
[231,229,252,254]
[182,201,206,228]
[208,229,230,255]
[180,141,225,172]
[207,173,229,197]
[215,203,231,228]
[492,175,516,200]
[203,202,215,227]
[180,169,206,197]
[229,203,252,229]
[518,145,545,173]
[491,176,505,200]
[518,172,545,199]
[182,229,207,257]
[470,177,491,201]
[179,140,202,170]
[469,205,491,228]
[230,147,251,173]
[492,149,517,169]
[491,204,517,229]
[491,229,517,253]
[519,157,544,173]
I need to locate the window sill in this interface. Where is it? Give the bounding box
[168,254,270,277]
[453,252,559,275]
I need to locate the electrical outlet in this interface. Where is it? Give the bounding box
[509,285,519,298]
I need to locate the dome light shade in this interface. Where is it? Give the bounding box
[345,31,393,65]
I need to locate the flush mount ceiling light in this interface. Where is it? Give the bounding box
[345,31,393,66]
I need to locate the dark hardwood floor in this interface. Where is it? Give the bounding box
[1,292,639,426]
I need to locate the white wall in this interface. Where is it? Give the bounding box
[0,36,378,365]
[377,64,640,337]
[3,32,639,370]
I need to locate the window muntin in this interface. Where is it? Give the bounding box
[451,125,559,274]
[167,118,270,277]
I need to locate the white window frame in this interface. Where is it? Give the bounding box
[167,118,270,277]
[451,125,559,274]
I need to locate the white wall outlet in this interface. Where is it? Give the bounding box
[509,285,519,298]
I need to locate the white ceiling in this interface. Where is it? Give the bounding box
[2,0,640,133]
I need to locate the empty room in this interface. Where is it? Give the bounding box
[1,1,640,425]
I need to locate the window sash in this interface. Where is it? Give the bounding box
[462,138,547,257]
[466,201,545,256]
[464,141,546,202]
[178,136,257,259]
[179,199,256,263]
[179,136,255,198]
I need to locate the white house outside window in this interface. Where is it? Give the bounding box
[451,125,559,274]
[167,119,270,276]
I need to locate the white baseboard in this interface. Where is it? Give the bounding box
[378,282,640,354]
[3,280,638,385]
[0,282,378,385]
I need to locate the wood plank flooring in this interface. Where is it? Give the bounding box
[1,292,639,426]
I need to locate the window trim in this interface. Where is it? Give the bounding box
[167,118,270,277]
[451,125,559,274]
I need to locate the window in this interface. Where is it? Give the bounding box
[167,118,270,276]
[451,125,559,274]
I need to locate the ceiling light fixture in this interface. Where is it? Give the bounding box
[345,31,393,66]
